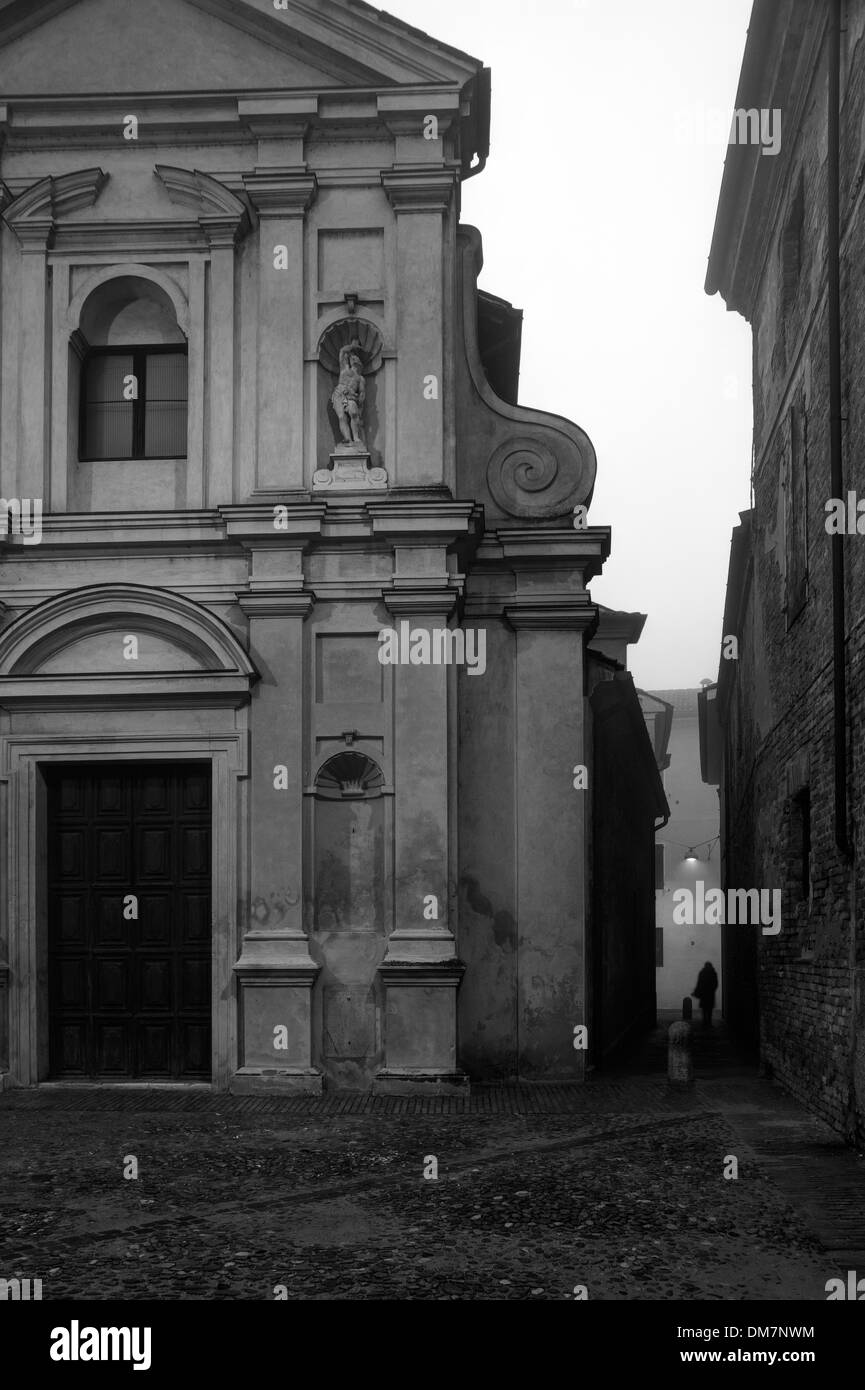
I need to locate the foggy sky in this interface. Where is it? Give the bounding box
[384,0,755,690]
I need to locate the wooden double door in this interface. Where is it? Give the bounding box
[47,763,211,1080]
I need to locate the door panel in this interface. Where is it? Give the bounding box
[47,763,212,1080]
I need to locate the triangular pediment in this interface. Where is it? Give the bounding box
[0,0,482,94]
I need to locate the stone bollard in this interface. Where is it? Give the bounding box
[668,1020,694,1086]
[682,996,692,1021]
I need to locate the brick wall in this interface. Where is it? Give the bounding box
[720,1,865,1142]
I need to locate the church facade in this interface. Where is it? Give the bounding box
[0,0,664,1093]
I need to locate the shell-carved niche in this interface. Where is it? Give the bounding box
[317,318,385,468]
[314,752,384,800]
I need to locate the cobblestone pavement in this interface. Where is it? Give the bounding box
[2,1066,860,1300]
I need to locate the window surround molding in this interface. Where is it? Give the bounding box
[2,164,251,510]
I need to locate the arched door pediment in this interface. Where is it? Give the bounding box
[0,584,258,706]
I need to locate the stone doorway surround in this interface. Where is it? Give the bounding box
[3,735,246,1090]
[0,583,256,1090]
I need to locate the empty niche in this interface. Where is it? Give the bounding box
[313,753,384,933]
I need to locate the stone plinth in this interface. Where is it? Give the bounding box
[232,933,322,1094]
[313,444,387,491]
[373,958,468,1095]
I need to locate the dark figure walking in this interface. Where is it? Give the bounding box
[693,961,718,1029]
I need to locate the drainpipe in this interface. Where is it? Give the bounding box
[828,0,850,858]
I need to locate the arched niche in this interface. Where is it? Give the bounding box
[312,752,385,933]
[79,278,185,347]
[316,318,385,470]
[68,265,190,341]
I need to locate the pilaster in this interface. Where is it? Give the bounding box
[232,579,322,1094]
[154,167,250,507]
[506,598,598,1080]
[381,168,456,486]
[205,219,241,506]
[243,169,317,493]
[373,582,468,1093]
[3,169,108,502]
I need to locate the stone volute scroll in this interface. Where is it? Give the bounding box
[456,225,598,521]
[314,318,388,491]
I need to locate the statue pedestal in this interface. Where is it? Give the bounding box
[313,444,388,492]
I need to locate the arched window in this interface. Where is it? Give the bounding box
[77,277,188,461]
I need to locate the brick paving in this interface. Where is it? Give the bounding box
[0,1023,862,1300]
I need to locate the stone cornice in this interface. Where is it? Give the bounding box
[382,587,460,618]
[237,593,315,620]
[241,167,318,216]
[382,166,457,213]
[487,527,611,577]
[367,500,482,540]
[0,79,483,155]
[377,90,460,140]
[4,167,107,222]
[8,218,53,251]
[220,503,325,541]
[0,674,254,708]
[155,165,251,242]
[3,167,108,248]
[48,222,218,255]
[236,95,317,143]
[378,962,465,984]
[232,963,318,982]
[594,608,647,644]
[705,5,827,317]
[504,598,599,634]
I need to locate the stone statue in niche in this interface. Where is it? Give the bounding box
[331,339,366,448]
[314,317,388,491]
